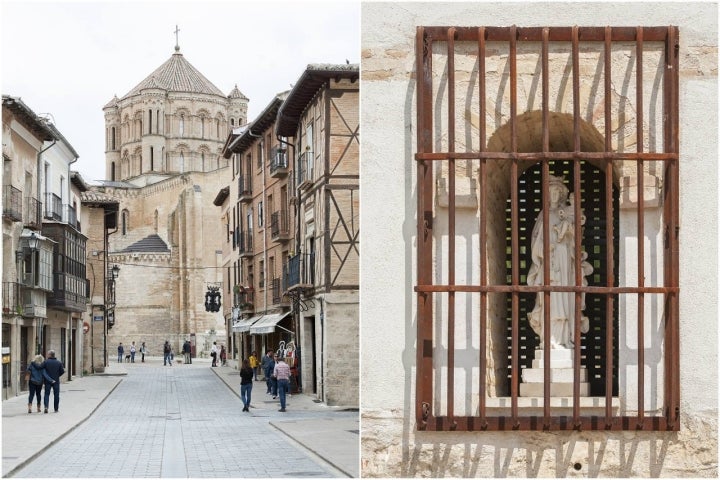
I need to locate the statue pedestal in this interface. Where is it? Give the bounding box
[520,349,590,397]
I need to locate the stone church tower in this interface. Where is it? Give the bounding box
[85,43,248,360]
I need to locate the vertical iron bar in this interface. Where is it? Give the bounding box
[636,26,646,425]
[447,28,456,426]
[541,27,551,426]
[416,26,434,430]
[604,25,615,427]
[478,26,488,426]
[571,25,582,427]
[666,25,680,430]
[509,24,519,425]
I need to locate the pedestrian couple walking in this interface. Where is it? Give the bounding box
[26,350,64,414]
[260,350,291,412]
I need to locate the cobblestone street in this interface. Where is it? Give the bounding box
[12,361,348,477]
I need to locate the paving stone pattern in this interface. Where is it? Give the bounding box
[13,365,340,478]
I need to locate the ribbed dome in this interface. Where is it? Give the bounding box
[103,94,119,109]
[228,84,248,100]
[120,52,225,99]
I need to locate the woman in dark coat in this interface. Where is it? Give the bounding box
[239,359,254,412]
[26,355,53,414]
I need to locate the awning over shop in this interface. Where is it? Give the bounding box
[249,311,292,335]
[231,315,262,333]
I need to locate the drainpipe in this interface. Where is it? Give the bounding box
[35,139,56,358]
[247,128,268,316]
[67,154,78,381]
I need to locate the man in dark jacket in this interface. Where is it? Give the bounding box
[262,351,277,397]
[42,350,65,413]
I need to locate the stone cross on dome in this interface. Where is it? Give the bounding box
[174,25,181,52]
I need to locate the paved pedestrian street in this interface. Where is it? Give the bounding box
[11,362,349,478]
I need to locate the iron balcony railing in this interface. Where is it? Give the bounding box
[2,282,22,315]
[283,252,314,291]
[45,193,62,221]
[235,290,255,312]
[270,146,289,177]
[238,231,253,256]
[64,204,79,230]
[3,185,23,221]
[25,196,42,229]
[271,277,282,304]
[283,254,301,290]
[238,174,252,202]
[270,210,290,241]
[297,151,314,189]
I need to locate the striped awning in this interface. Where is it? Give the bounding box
[248,311,292,335]
[231,315,262,333]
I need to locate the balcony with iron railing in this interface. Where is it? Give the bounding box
[24,196,42,230]
[269,146,289,178]
[2,282,22,316]
[45,193,62,221]
[3,185,23,222]
[64,204,80,231]
[238,174,252,203]
[238,231,253,258]
[234,288,255,313]
[271,277,290,305]
[283,252,314,292]
[297,151,314,190]
[270,210,290,242]
[6,282,47,318]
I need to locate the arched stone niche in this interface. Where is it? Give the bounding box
[433,110,665,416]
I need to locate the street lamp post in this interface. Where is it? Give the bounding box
[24,232,42,355]
[103,263,120,367]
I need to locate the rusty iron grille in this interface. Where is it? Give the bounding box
[414,26,679,431]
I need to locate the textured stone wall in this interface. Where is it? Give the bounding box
[361,2,717,477]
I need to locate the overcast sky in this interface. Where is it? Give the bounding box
[1,1,360,182]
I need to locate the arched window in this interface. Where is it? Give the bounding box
[230,118,235,126]
[148,110,152,134]
[201,116,205,138]
[111,127,116,150]
[179,114,185,137]
[121,209,130,236]
[154,210,159,233]
[111,161,116,181]
[180,151,185,173]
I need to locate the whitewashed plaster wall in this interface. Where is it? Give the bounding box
[361,2,717,477]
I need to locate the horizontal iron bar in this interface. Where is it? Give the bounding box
[422,414,676,431]
[415,152,677,161]
[415,285,678,294]
[421,26,670,42]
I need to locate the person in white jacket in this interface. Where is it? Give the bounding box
[210,341,219,367]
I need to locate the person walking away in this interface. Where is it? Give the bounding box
[42,350,64,413]
[163,340,172,366]
[183,340,192,364]
[273,356,291,412]
[220,345,227,366]
[140,342,146,362]
[26,355,53,413]
[240,359,254,412]
[249,351,259,381]
[210,341,218,367]
[130,342,136,363]
[263,351,276,395]
[117,343,124,363]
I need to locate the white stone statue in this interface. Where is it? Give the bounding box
[526,175,592,349]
